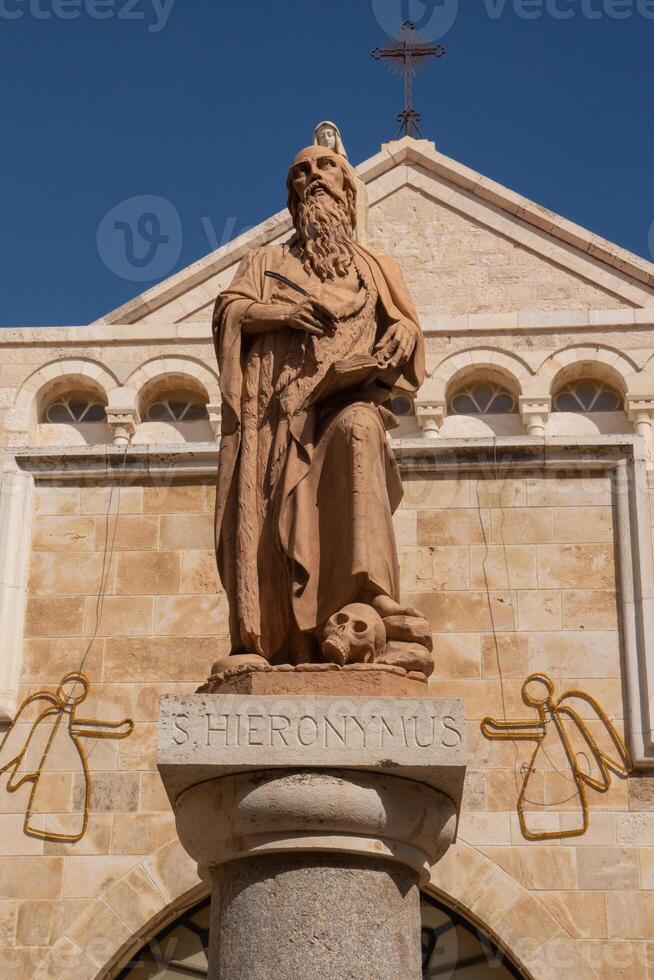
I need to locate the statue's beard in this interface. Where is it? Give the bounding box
[296,182,355,281]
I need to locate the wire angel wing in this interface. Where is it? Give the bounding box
[0,693,60,784]
[556,690,631,792]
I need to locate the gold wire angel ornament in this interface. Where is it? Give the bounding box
[0,672,133,843]
[481,673,632,841]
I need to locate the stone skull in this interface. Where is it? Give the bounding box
[320,603,386,666]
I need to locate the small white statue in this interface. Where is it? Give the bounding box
[313,120,349,158]
[312,120,369,243]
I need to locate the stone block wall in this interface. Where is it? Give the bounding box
[367,185,630,320]
[0,479,223,978]
[0,466,652,978]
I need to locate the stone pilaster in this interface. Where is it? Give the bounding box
[627,396,654,462]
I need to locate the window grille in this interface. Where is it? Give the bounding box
[553,379,622,413]
[448,383,516,415]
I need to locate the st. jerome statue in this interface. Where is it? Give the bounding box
[212,143,434,678]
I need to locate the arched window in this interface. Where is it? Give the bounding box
[117,892,527,978]
[40,390,107,424]
[448,382,517,416]
[144,390,209,423]
[553,379,622,413]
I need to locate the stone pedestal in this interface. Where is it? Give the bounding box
[158,686,466,980]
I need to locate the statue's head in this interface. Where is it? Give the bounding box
[312,120,348,158]
[286,146,357,280]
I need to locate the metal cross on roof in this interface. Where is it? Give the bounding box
[372,21,446,139]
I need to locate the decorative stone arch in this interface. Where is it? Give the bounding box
[125,356,221,409]
[32,839,206,979]
[34,837,599,980]
[425,349,532,405]
[122,357,222,440]
[536,345,640,442]
[640,351,654,375]
[416,349,532,438]
[424,841,597,979]
[9,359,118,436]
[537,345,639,397]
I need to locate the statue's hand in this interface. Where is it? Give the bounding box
[374,319,416,368]
[285,297,337,338]
[242,300,336,338]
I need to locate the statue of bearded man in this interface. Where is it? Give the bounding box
[212,145,428,674]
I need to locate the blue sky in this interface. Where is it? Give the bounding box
[1,0,653,325]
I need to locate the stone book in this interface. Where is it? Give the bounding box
[307,354,399,406]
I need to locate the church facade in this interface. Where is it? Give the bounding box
[0,136,653,977]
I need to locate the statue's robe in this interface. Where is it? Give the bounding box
[212,241,424,662]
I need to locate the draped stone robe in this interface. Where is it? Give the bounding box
[212,240,425,663]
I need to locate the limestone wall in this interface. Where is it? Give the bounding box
[368,185,631,319]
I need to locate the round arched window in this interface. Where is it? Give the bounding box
[448,382,516,416]
[144,390,209,423]
[42,392,107,424]
[553,379,622,413]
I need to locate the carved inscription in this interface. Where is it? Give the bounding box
[159,696,467,803]
[203,711,462,751]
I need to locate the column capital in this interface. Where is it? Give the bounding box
[415,399,445,439]
[627,395,654,422]
[519,395,551,436]
[106,407,140,446]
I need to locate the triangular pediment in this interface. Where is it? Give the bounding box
[96,137,654,327]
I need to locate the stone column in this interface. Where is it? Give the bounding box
[210,852,421,980]
[158,683,466,980]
